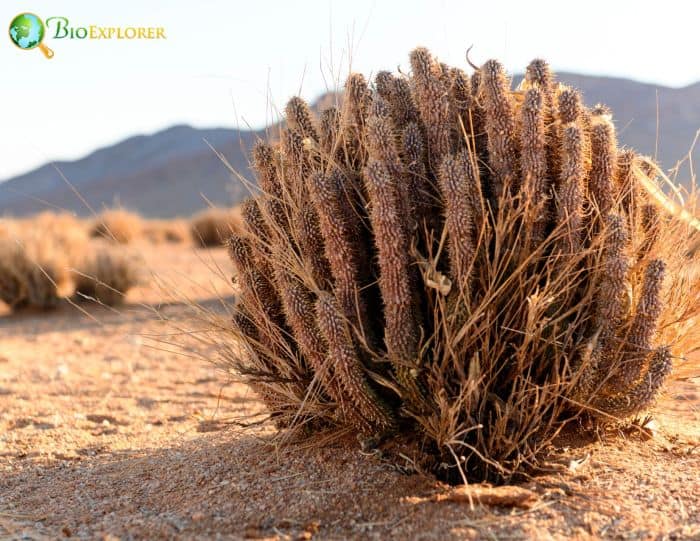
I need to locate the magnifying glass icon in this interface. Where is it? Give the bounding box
[9,13,54,59]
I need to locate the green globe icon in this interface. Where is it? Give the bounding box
[9,13,54,58]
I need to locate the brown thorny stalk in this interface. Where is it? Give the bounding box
[217,48,700,482]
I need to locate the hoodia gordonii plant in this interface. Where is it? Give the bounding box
[221,48,700,482]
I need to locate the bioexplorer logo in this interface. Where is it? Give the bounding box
[8,12,166,59]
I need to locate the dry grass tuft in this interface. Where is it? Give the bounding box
[29,212,90,262]
[208,47,700,483]
[0,211,146,311]
[0,240,75,311]
[142,219,191,244]
[90,209,143,244]
[190,207,242,247]
[74,248,143,306]
[0,213,89,310]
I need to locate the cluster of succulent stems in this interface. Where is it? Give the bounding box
[222,48,694,482]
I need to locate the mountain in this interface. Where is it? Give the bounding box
[0,125,263,217]
[1,73,698,218]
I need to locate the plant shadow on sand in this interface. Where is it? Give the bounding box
[1,405,698,540]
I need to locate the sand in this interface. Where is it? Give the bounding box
[1,243,698,540]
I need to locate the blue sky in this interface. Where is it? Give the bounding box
[2,0,699,180]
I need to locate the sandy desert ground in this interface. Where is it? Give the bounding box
[1,243,699,540]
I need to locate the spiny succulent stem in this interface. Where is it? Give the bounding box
[480,60,520,206]
[315,291,395,432]
[438,152,475,293]
[364,159,423,408]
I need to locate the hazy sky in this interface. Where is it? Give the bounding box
[2,0,699,180]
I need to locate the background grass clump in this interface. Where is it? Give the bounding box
[215,47,700,483]
[190,207,242,247]
[0,212,142,311]
[0,203,244,313]
[0,213,87,309]
[142,219,191,244]
[74,248,143,306]
[90,209,143,244]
